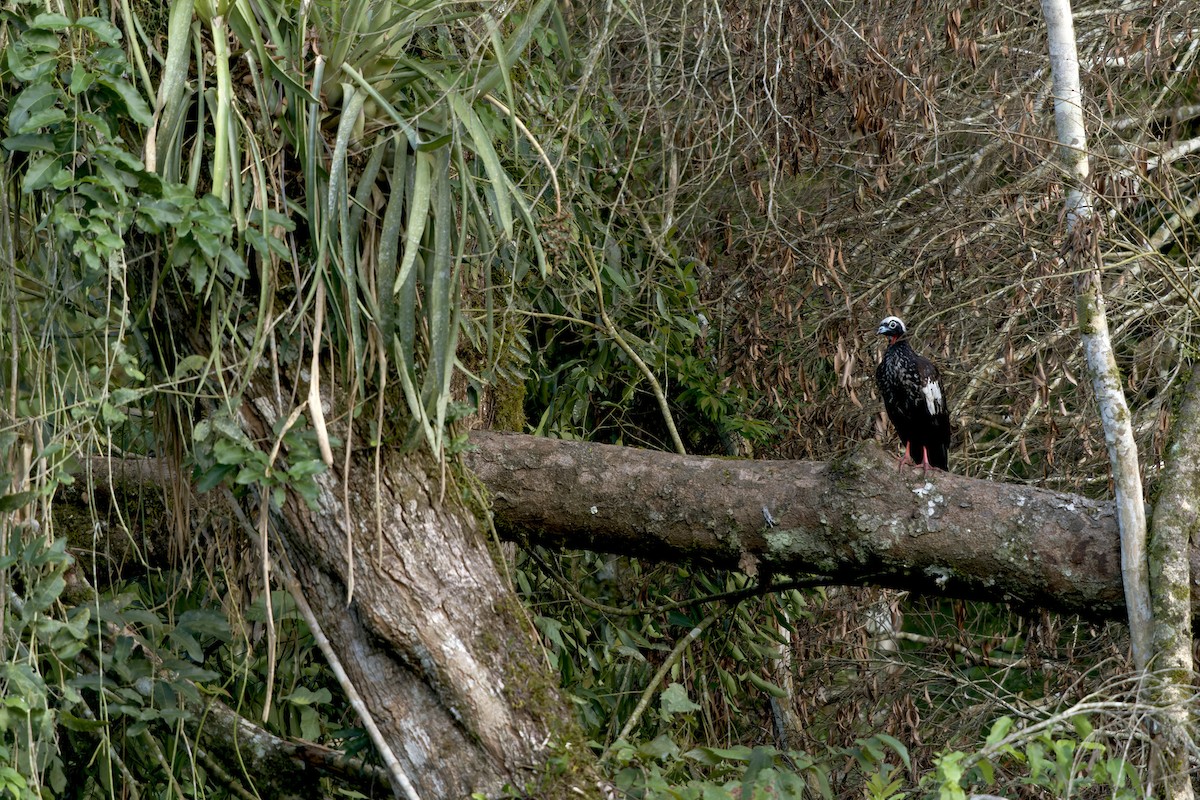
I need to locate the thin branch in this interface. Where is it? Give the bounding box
[584,247,687,455]
[606,613,718,753]
[527,547,835,616]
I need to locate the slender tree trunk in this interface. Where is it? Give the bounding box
[1147,370,1200,789]
[1040,0,1151,671]
[1041,1,1192,794]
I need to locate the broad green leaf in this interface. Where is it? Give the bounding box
[660,682,701,716]
[0,491,34,513]
[288,459,327,478]
[74,16,123,45]
[110,387,148,405]
[282,686,332,706]
[868,732,911,770]
[17,107,66,133]
[59,713,108,732]
[1071,714,1093,739]
[8,83,59,135]
[638,733,680,762]
[94,76,152,126]
[27,13,72,31]
[985,716,1013,746]
[2,133,55,152]
[195,463,237,492]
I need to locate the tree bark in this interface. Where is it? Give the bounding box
[1146,369,1200,790]
[236,399,590,800]
[466,431,1200,623]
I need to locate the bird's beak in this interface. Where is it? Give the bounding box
[876,324,888,335]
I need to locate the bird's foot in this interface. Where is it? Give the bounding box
[918,447,945,474]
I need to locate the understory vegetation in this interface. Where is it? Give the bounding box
[0,0,1196,796]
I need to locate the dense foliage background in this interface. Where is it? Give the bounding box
[0,0,1196,796]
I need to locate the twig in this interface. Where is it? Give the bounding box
[606,613,718,754]
[893,631,1032,669]
[482,94,562,216]
[526,548,833,616]
[584,248,687,455]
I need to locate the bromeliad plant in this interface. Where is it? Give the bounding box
[146,0,570,460]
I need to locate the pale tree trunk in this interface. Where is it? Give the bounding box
[237,395,593,799]
[1147,371,1200,787]
[1041,0,1192,794]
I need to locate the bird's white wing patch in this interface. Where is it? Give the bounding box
[921,379,944,416]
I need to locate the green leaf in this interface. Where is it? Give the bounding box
[73,16,123,45]
[178,609,232,643]
[110,387,148,405]
[1071,714,1093,740]
[8,83,60,136]
[220,246,249,279]
[195,463,237,492]
[211,437,249,465]
[168,626,204,662]
[690,745,753,763]
[282,686,332,706]
[660,682,701,717]
[287,459,327,479]
[234,465,265,485]
[394,149,431,296]
[59,713,107,732]
[25,575,66,615]
[0,491,35,513]
[94,76,153,126]
[0,767,27,792]
[935,751,967,800]
[985,716,1013,746]
[448,92,512,238]
[745,671,788,698]
[638,733,680,762]
[867,732,911,770]
[299,705,321,741]
[171,357,208,382]
[2,133,55,153]
[18,107,66,133]
[20,154,60,193]
[161,658,220,684]
[28,13,72,31]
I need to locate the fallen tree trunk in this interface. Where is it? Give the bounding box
[464,431,1172,622]
[83,432,1190,624]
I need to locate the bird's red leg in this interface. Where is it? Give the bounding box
[919,446,945,473]
[897,442,913,470]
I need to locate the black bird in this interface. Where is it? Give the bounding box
[875,316,951,471]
